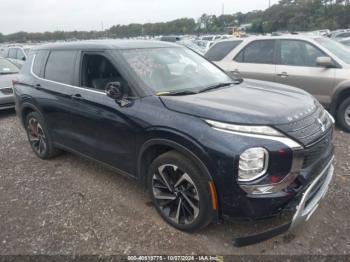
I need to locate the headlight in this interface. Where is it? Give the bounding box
[204,120,283,137]
[238,147,269,182]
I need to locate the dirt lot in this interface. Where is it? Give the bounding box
[0,109,349,256]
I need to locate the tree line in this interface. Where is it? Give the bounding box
[0,0,349,43]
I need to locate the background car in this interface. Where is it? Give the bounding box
[340,37,350,48]
[330,29,350,41]
[160,36,183,42]
[0,58,19,110]
[1,45,33,68]
[206,36,350,132]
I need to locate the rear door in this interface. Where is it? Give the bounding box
[32,50,79,146]
[229,40,277,82]
[275,39,335,105]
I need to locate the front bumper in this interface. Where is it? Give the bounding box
[234,156,334,246]
[0,94,15,110]
[290,156,334,231]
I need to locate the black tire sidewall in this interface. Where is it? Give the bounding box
[25,111,54,159]
[337,97,350,132]
[147,151,214,232]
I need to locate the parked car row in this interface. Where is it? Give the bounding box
[0,57,19,110]
[205,35,350,132]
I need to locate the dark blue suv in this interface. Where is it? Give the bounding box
[14,40,335,243]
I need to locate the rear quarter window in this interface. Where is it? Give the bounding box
[205,40,242,61]
[44,50,77,85]
[33,50,49,77]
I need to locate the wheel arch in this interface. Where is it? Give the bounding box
[19,102,43,127]
[330,83,350,115]
[137,135,220,217]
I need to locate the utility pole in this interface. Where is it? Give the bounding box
[268,0,271,8]
[222,3,225,15]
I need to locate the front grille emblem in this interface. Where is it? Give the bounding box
[317,118,326,133]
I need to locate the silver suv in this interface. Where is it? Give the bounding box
[206,36,350,132]
[2,46,32,69]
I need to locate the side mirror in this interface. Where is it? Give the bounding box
[21,57,26,61]
[105,82,124,101]
[316,56,334,68]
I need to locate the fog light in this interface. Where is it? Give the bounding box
[238,147,269,182]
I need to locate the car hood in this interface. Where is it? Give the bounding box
[0,73,17,88]
[160,79,318,125]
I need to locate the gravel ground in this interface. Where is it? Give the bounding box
[0,109,349,256]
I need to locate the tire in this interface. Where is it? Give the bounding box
[337,97,350,132]
[25,111,61,159]
[147,150,214,232]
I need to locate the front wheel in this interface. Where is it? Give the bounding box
[147,151,215,232]
[337,97,350,132]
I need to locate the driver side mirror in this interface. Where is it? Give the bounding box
[105,81,132,107]
[316,57,334,68]
[21,57,26,61]
[105,81,124,101]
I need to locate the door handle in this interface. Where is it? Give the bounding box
[34,84,41,90]
[277,72,289,78]
[71,93,84,100]
[232,69,240,74]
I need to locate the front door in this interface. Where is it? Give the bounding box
[275,39,335,106]
[65,52,139,175]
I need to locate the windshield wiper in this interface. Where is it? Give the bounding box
[156,90,198,96]
[198,82,234,93]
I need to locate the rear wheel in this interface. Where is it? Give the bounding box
[147,151,214,232]
[25,111,61,159]
[337,97,350,132]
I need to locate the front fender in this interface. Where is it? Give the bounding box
[137,128,215,181]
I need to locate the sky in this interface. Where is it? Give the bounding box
[0,0,280,35]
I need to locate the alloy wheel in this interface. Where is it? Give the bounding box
[152,164,200,225]
[345,105,350,127]
[27,118,47,156]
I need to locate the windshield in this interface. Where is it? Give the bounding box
[315,38,350,64]
[0,58,19,74]
[119,47,233,94]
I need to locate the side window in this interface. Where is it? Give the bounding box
[16,49,26,60]
[234,40,275,64]
[33,50,49,77]
[338,32,350,38]
[280,40,326,67]
[80,53,130,94]
[205,40,243,61]
[2,48,9,58]
[44,51,77,85]
[8,48,17,59]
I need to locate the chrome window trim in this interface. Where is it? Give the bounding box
[30,53,106,96]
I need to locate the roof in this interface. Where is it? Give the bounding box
[214,34,324,44]
[33,40,180,51]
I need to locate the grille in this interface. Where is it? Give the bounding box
[0,88,13,95]
[302,130,333,168]
[276,105,333,146]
